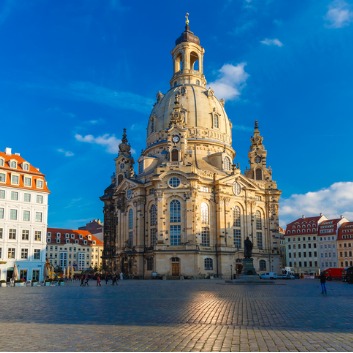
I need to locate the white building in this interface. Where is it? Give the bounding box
[0,147,50,282]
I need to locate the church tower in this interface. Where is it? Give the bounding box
[101,15,281,278]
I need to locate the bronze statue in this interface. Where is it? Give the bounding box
[244,236,253,258]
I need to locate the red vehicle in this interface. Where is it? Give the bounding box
[322,268,344,281]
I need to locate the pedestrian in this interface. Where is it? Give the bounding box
[112,274,117,285]
[105,273,109,285]
[96,274,101,286]
[319,272,327,295]
[84,274,89,286]
[80,274,85,287]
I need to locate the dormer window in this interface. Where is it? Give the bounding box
[0,158,4,167]
[9,160,17,169]
[36,179,44,188]
[92,241,96,245]
[22,163,29,171]
[24,176,32,187]
[79,235,83,239]
[88,235,91,240]
[11,174,19,185]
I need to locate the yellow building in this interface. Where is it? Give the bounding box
[46,228,103,273]
[101,17,281,279]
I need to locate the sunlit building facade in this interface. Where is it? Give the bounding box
[0,147,49,282]
[101,17,281,278]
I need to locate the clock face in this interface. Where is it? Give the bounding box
[120,162,125,170]
[233,182,241,196]
[172,135,180,143]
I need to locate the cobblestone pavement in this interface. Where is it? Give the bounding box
[1,279,353,351]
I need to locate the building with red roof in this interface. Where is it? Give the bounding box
[0,147,50,282]
[284,214,327,275]
[337,222,353,268]
[46,228,103,272]
[317,217,348,269]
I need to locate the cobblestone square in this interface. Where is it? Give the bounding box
[1,279,353,351]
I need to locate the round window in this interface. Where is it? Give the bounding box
[168,177,181,188]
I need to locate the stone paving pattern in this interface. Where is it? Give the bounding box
[1,279,353,351]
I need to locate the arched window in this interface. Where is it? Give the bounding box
[190,51,199,71]
[176,53,183,72]
[204,258,213,270]
[150,204,157,247]
[117,174,123,185]
[128,209,133,247]
[256,211,262,230]
[255,168,263,180]
[170,200,181,246]
[171,149,179,162]
[201,203,209,224]
[259,260,266,271]
[224,157,231,171]
[233,206,241,249]
[233,207,241,227]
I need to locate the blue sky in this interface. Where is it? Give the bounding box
[1,0,353,229]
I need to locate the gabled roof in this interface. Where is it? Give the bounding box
[0,148,50,193]
[338,222,353,240]
[47,228,103,246]
[285,215,326,236]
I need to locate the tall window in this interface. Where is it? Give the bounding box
[0,228,3,239]
[257,232,263,250]
[9,229,16,240]
[204,258,213,270]
[21,248,29,259]
[234,229,241,249]
[128,209,133,247]
[24,193,31,202]
[233,207,241,249]
[170,200,181,246]
[0,173,6,182]
[201,227,210,246]
[224,157,231,171]
[34,249,41,260]
[36,195,43,204]
[11,191,18,200]
[8,248,15,258]
[259,259,266,271]
[59,252,67,268]
[256,211,262,230]
[150,204,157,247]
[213,114,219,128]
[22,210,31,222]
[171,149,179,162]
[10,209,18,220]
[233,207,241,227]
[255,168,263,180]
[0,189,5,198]
[34,231,41,241]
[35,212,43,222]
[201,203,209,224]
[0,208,4,219]
[22,230,29,240]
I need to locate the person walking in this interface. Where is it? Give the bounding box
[96,274,101,286]
[112,273,117,285]
[80,274,85,287]
[105,273,109,285]
[84,273,89,286]
[319,272,327,295]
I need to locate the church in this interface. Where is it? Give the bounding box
[100,16,282,279]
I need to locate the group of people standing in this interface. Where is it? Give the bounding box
[80,272,123,287]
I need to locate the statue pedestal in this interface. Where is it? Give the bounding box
[242,258,257,276]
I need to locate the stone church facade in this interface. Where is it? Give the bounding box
[101,17,281,279]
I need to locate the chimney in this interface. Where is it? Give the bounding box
[5,147,12,155]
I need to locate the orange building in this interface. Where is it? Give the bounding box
[337,222,353,268]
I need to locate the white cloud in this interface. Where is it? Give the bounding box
[260,38,283,47]
[57,148,74,157]
[75,133,121,154]
[280,182,353,227]
[209,63,249,101]
[325,0,353,28]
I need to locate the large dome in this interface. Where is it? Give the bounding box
[146,83,232,148]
